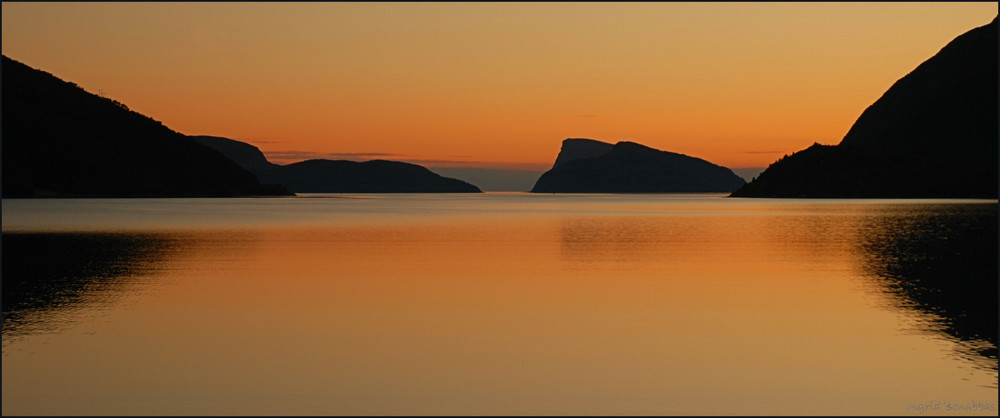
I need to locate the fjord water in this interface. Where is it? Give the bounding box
[2,193,997,415]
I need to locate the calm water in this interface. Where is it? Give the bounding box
[2,193,997,415]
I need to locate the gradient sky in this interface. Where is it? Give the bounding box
[2,2,996,170]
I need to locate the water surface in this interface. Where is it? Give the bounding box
[3,193,997,415]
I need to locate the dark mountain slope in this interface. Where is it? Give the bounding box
[531,139,745,193]
[193,136,481,193]
[2,55,291,197]
[551,138,615,168]
[732,17,997,198]
[191,135,285,185]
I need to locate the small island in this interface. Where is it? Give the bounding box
[531,138,746,193]
[193,136,481,193]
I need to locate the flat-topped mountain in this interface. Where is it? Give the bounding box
[731,17,997,198]
[551,138,615,168]
[531,138,746,193]
[193,136,481,193]
[2,56,291,197]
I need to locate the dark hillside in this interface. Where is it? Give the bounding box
[193,136,482,193]
[732,17,997,198]
[2,56,291,197]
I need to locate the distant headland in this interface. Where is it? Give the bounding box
[531,138,746,193]
[1,55,480,197]
[192,136,480,193]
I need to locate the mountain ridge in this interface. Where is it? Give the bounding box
[0,54,480,196]
[531,138,746,193]
[2,55,292,198]
[731,17,998,198]
[193,136,481,193]
[551,138,615,169]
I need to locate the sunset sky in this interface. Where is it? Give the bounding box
[2,2,996,172]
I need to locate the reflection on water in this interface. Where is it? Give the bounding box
[559,216,694,270]
[1,195,997,415]
[2,232,180,339]
[854,204,998,369]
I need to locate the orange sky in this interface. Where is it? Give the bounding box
[2,2,996,170]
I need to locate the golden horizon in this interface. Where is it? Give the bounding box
[2,2,996,170]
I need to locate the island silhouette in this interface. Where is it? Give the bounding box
[531,138,746,193]
[193,136,480,193]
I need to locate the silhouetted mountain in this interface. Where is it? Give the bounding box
[551,138,615,168]
[1,56,292,197]
[191,136,285,185]
[193,136,481,193]
[190,136,281,178]
[531,139,746,193]
[732,17,998,198]
[277,159,481,193]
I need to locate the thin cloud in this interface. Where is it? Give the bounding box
[398,158,484,166]
[260,150,548,170]
[234,136,282,144]
[325,152,398,158]
[262,150,399,164]
[409,159,549,171]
